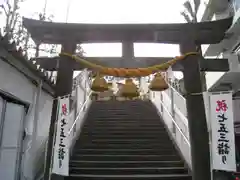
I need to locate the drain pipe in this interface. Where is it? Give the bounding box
[21,79,43,180]
[31,79,42,149]
[30,79,42,176]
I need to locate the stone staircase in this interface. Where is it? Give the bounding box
[65,100,191,180]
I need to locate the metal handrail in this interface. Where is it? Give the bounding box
[169,83,185,101]
[159,98,190,146]
[72,71,86,90]
[164,81,189,126]
[68,91,92,135]
[161,89,188,122]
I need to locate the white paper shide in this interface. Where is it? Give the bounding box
[209,92,236,172]
[52,97,70,176]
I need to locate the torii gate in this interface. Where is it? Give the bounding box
[23,17,233,180]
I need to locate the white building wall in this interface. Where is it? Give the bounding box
[0,58,53,179]
[205,72,225,90]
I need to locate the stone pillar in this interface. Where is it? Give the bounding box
[180,40,211,180]
[44,42,76,180]
[122,40,134,68]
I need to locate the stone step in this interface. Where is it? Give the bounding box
[70,154,181,162]
[72,148,178,155]
[66,174,191,180]
[79,135,168,139]
[67,100,191,180]
[77,139,171,144]
[69,167,188,175]
[69,160,185,168]
[76,143,172,149]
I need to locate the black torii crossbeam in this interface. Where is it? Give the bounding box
[23,17,231,44]
[23,16,233,180]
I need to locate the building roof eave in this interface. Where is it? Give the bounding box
[0,37,55,96]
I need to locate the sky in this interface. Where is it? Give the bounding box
[20,0,187,23]
[18,0,187,58]
[1,0,210,57]
[0,0,222,86]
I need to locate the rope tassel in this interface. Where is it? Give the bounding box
[149,73,169,91]
[91,74,109,92]
[120,79,140,98]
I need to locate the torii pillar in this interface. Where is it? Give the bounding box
[180,40,211,180]
[122,40,134,66]
[44,42,76,180]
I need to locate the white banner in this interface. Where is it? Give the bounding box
[52,97,70,176]
[209,92,236,172]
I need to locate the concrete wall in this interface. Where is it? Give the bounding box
[206,72,225,90]
[0,58,53,179]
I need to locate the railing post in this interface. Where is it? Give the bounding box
[160,92,163,113]
[170,87,176,134]
[83,70,88,111]
[170,87,175,117]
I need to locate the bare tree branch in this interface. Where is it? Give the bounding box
[180,11,192,23]
[1,0,85,60]
[0,4,7,15]
[194,0,201,14]
[7,0,19,36]
[5,0,11,11]
[183,1,195,20]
